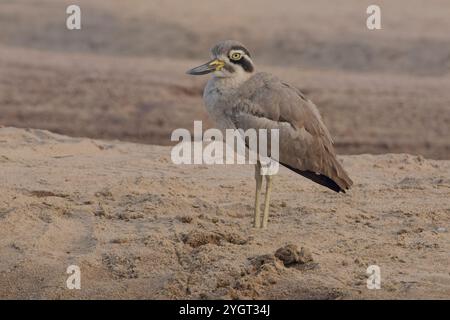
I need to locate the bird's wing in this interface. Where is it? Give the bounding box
[227,72,353,192]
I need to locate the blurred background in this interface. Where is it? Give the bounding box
[1,0,449,158]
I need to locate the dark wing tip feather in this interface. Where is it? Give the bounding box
[281,162,349,193]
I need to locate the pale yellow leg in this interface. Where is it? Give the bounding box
[254,162,263,228]
[262,175,273,229]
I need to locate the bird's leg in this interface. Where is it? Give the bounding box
[262,174,273,229]
[254,162,263,228]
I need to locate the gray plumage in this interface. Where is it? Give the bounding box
[187,40,352,227]
[200,40,352,192]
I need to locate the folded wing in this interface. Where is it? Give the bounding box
[227,72,353,192]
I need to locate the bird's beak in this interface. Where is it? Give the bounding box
[186,59,225,75]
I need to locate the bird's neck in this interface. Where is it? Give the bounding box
[210,72,253,91]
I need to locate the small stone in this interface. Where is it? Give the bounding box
[181,230,231,248]
[275,244,299,266]
[94,204,106,217]
[177,215,193,223]
[216,278,230,288]
[298,247,313,264]
[274,244,313,267]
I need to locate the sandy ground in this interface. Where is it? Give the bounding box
[0,127,449,299]
[1,0,449,300]
[1,0,450,159]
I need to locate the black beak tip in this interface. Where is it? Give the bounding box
[186,68,198,75]
[186,60,217,76]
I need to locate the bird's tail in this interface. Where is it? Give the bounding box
[328,157,353,192]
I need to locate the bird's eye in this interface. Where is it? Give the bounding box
[230,52,242,60]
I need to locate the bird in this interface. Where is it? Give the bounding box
[186,40,353,229]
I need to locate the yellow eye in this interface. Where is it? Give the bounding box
[230,52,242,60]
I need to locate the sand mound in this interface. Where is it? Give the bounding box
[0,127,449,299]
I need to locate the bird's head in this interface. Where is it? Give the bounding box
[186,40,255,79]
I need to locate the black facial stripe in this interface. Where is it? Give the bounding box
[229,45,251,57]
[230,56,254,73]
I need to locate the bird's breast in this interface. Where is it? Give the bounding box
[203,84,237,130]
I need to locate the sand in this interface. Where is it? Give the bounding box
[1,0,449,299]
[0,127,449,299]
